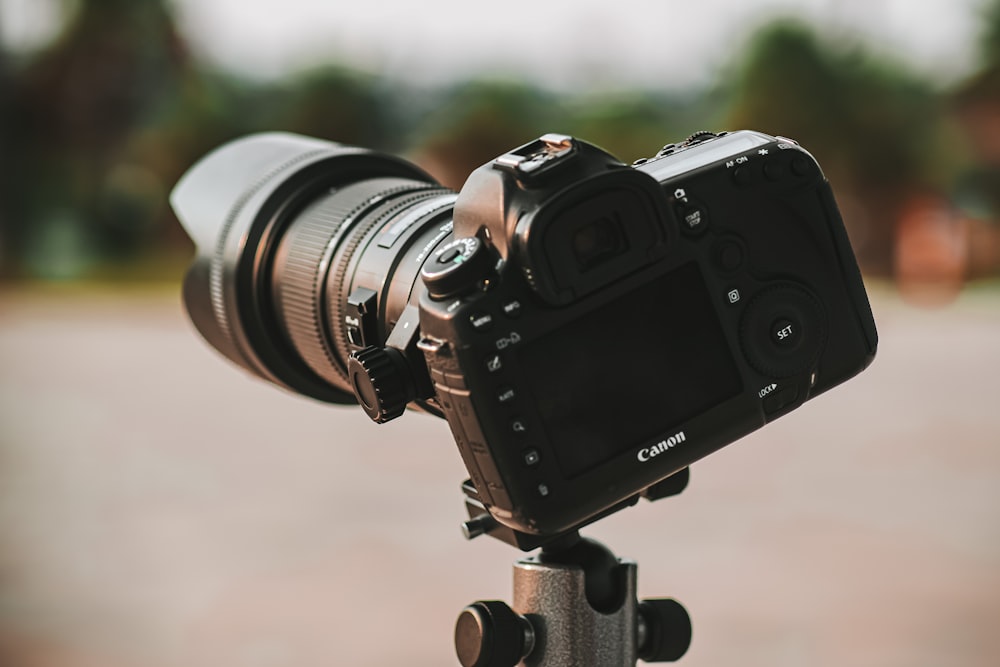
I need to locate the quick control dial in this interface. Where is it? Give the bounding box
[739,283,827,378]
[421,236,496,299]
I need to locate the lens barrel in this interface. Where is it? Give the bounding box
[171,132,456,405]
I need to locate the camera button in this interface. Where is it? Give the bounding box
[501,299,523,318]
[485,353,503,374]
[763,160,786,181]
[536,483,551,498]
[791,156,814,177]
[523,449,541,467]
[714,239,745,273]
[677,204,708,236]
[469,312,494,331]
[733,166,755,186]
[497,386,516,404]
[771,318,800,347]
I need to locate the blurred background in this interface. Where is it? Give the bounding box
[0,0,998,665]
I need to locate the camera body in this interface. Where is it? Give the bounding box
[412,131,876,536]
[170,129,876,541]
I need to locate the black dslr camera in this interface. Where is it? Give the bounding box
[171,130,877,540]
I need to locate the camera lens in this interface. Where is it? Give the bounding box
[171,133,456,405]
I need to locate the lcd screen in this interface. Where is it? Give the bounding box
[518,262,743,478]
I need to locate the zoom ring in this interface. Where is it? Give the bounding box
[274,196,351,385]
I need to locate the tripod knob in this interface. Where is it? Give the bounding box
[347,346,413,423]
[455,600,533,667]
[638,598,692,662]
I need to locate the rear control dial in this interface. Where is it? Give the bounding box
[739,284,827,378]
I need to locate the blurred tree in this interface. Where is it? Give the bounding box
[950,0,1000,278]
[408,80,558,189]
[726,22,949,276]
[2,0,193,278]
[561,91,708,164]
[983,0,1000,66]
[260,66,392,148]
[0,36,11,269]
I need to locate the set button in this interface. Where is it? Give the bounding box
[771,318,800,347]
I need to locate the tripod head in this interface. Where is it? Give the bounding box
[460,467,691,551]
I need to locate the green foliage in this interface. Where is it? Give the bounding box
[0,2,996,280]
[727,21,947,190]
[982,0,1000,67]
[409,79,558,186]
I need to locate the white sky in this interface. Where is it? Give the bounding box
[0,0,992,89]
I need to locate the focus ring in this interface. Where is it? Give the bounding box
[272,179,427,389]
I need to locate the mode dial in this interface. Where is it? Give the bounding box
[347,346,414,423]
[421,236,496,299]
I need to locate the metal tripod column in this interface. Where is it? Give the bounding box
[512,555,639,667]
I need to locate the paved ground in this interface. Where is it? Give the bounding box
[0,284,998,667]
